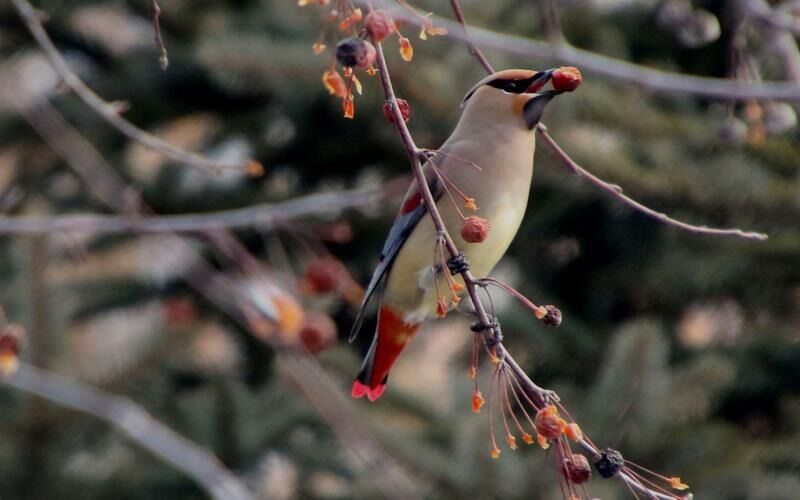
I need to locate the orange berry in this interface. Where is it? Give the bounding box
[506,434,517,450]
[669,477,689,491]
[343,95,355,119]
[490,447,501,459]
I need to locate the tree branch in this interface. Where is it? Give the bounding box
[4,363,255,500]
[0,187,384,235]
[11,0,252,173]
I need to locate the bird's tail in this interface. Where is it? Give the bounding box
[351,304,420,402]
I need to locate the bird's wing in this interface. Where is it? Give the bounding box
[349,166,443,342]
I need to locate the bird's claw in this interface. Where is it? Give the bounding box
[447,252,470,275]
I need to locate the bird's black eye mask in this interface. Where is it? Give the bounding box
[462,70,553,104]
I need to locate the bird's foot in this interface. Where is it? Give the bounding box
[470,317,503,346]
[447,252,470,275]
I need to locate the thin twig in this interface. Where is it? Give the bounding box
[10,0,250,173]
[536,125,768,240]
[744,0,800,37]
[375,1,800,101]
[448,0,494,73]
[151,0,169,70]
[4,363,255,500]
[0,187,384,235]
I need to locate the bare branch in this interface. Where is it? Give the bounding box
[379,1,800,101]
[0,187,383,235]
[536,124,768,241]
[10,0,251,173]
[448,0,494,74]
[151,0,169,70]
[4,363,255,500]
[744,0,800,37]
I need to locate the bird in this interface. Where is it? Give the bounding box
[350,69,562,401]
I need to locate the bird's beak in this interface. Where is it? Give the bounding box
[524,69,555,93]
[522,69,560,129]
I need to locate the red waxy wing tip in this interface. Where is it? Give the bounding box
[351,379,386,401]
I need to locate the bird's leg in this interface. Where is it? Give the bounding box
[447,252,470,275]
[470,316,503,346]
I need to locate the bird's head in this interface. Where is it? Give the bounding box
[461,69,560,130]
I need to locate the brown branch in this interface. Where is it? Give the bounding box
[376,1,800,101]
[151,0,169,70]
[448,0,494,74]
[744,0,800,37]
[11,0,250,173]
[0,187,384,235]
[536,124,768,241]
[4,363,255,500]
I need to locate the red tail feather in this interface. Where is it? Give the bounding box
[351,305,419,402]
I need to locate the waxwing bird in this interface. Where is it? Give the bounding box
[350,69,562,401]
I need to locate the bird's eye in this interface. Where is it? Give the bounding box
[487,78,527,94]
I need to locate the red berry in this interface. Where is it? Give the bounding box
[564,454,592,484]
[365,10,395,43]
[298,312,338,354]
[303,256,347,294]
[460,216,490,243]
[382,99,411,124]
[552,66,582,92]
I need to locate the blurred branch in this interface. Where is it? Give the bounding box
[150,0,169,70]
[3,363,255,500]
[536,125,768,240]
[10,0,252,173]
[744,0,800,36]
[379,1,800,101]
[0,187,384,235]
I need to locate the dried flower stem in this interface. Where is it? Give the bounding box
[11,0,251,173]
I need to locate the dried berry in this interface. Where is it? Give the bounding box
[398,37,413,62]
[460,216,490,243]
[472,390,485,413]
[595,448,625,478]
[365,10,395,43]
[298,312,338,354]
[322,70,347,97]
[564,454,592,484]
[552,66,582,92]
[303,256,348,294]
[382,99,411,124]
[534,405,566,439]
[336,37,376,69]
[536,305,562,327]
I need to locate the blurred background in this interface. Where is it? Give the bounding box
[1,0,799,498]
